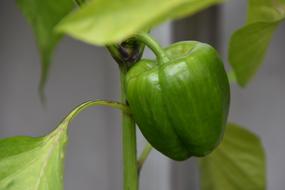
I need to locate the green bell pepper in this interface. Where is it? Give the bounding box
[125,33,230,161]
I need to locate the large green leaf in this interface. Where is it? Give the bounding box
[56,0,222,45]
[229,0,285,86]
[0,103,85,190]
[16,0,74,97]
[200,123,266,190]
[0,100,129,190]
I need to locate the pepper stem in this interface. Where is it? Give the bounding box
[137,142,153,175]
[120,66,139,190]
[134,32,170,65]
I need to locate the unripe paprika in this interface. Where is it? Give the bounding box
[125,33,230,160]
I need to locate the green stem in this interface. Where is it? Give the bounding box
[62,100,130,123]
[52,100,130,135]
[137,143,153,175]
[134,33,170,65]
[120,66,138,190]
[106,44,123,64]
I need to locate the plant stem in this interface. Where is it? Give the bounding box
[137,143,153,175]
[120,66,138,190]
[134,33,170,65]
[63,100,131,122]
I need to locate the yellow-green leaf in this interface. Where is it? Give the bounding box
[0,100,129,190]
[200,123,266,190]
[229,0,285,86]
[16,0,74,97]
[0,111,73,190]
[229,21,280,86]
[56,0,223,45]
[247,0,285,23]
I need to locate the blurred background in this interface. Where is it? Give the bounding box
[0,0,284,189]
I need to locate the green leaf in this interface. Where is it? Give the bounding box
[247,0,285,23]
[229,21,280,86]
[0,100,129,190]
[56,0,223,45]
[229,0,285,86]
[200,123,266,190]
[0,103,84,190]
[16,0,74,97]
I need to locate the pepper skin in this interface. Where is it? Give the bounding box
[125,40,230,161]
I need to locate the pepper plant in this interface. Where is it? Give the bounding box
[1,0,285,189]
